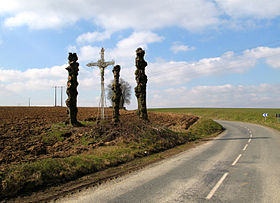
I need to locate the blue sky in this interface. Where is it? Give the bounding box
[0,0,280,109]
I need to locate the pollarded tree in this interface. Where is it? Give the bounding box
[106,78,131,109]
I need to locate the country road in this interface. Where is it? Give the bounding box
[56,121,280,203]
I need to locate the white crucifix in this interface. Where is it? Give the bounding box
[87,47,115,120]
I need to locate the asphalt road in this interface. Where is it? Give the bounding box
[56,121,280,203]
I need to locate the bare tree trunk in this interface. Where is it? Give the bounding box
[135,48,148,121]
[112,65,122,123]
[65,53,82,127]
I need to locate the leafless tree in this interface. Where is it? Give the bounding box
[106,78,131,109]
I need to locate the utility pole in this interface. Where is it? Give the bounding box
[53,86,64,107]
[87,48,115,120]
[53,86,57,106]
[57,86,64,107]
[61,86,63,107]
[28,97,31,107]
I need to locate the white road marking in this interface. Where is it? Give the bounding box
[205,125,249,199]
[232,154,242,166]
[243,144,248,151]
[206,172,229,200]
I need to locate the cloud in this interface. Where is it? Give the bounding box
[170,42,195,53]
[0,0,84,29]
[93,0,221,31]
[1,0,279,33]
[244,46,280,69]
[79,31,163,65]
[4,12,62,29]
[266,55,280,69]
[79,45,101,62]
[0,63,103,93]
[0,65,67,92]
[0,62,105,106]
[0,0,221,31]
[0,65,65,82]
[76,31,111,44]
[148,46,280,86]
[149,83,280,108]
[216,0,280,19]
[110,31,164,59]
[67,45,77,53]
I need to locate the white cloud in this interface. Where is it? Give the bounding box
[0,63,104,106]
[79,45,101,62]
[0,63,103,93]
[0,0,279,34]
[79,31,163,66]
[149,84,280,108]
[0,65,67,91]
[111,31,164,59]
[266,55,280,69]
[170,42,195,53]
[76,31,111,44]
[0,0,221,31]
[67,45,77,53]
[216,0,280,19]
[4,11,66,29]
[244,46,280,69]
[93,0,221,31]
[77,65,106,90]
[1,0,279,32]
[148,46,280,86]
[0,0,83,29]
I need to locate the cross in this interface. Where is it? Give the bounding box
[87,48,115,120]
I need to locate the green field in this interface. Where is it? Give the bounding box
[149,108,280,131]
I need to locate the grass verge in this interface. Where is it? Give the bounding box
[150,108,280,131]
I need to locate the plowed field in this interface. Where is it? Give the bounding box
[0,107,198,173]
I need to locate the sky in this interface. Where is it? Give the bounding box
[0,0,280,109]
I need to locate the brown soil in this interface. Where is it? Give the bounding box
[0,107,198,175]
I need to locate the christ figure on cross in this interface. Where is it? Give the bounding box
[87,48,115,120]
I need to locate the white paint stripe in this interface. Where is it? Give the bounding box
[206,172,229,200]
[248,138,251,143]
[243,144,248,151]
[232,154,242,166]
